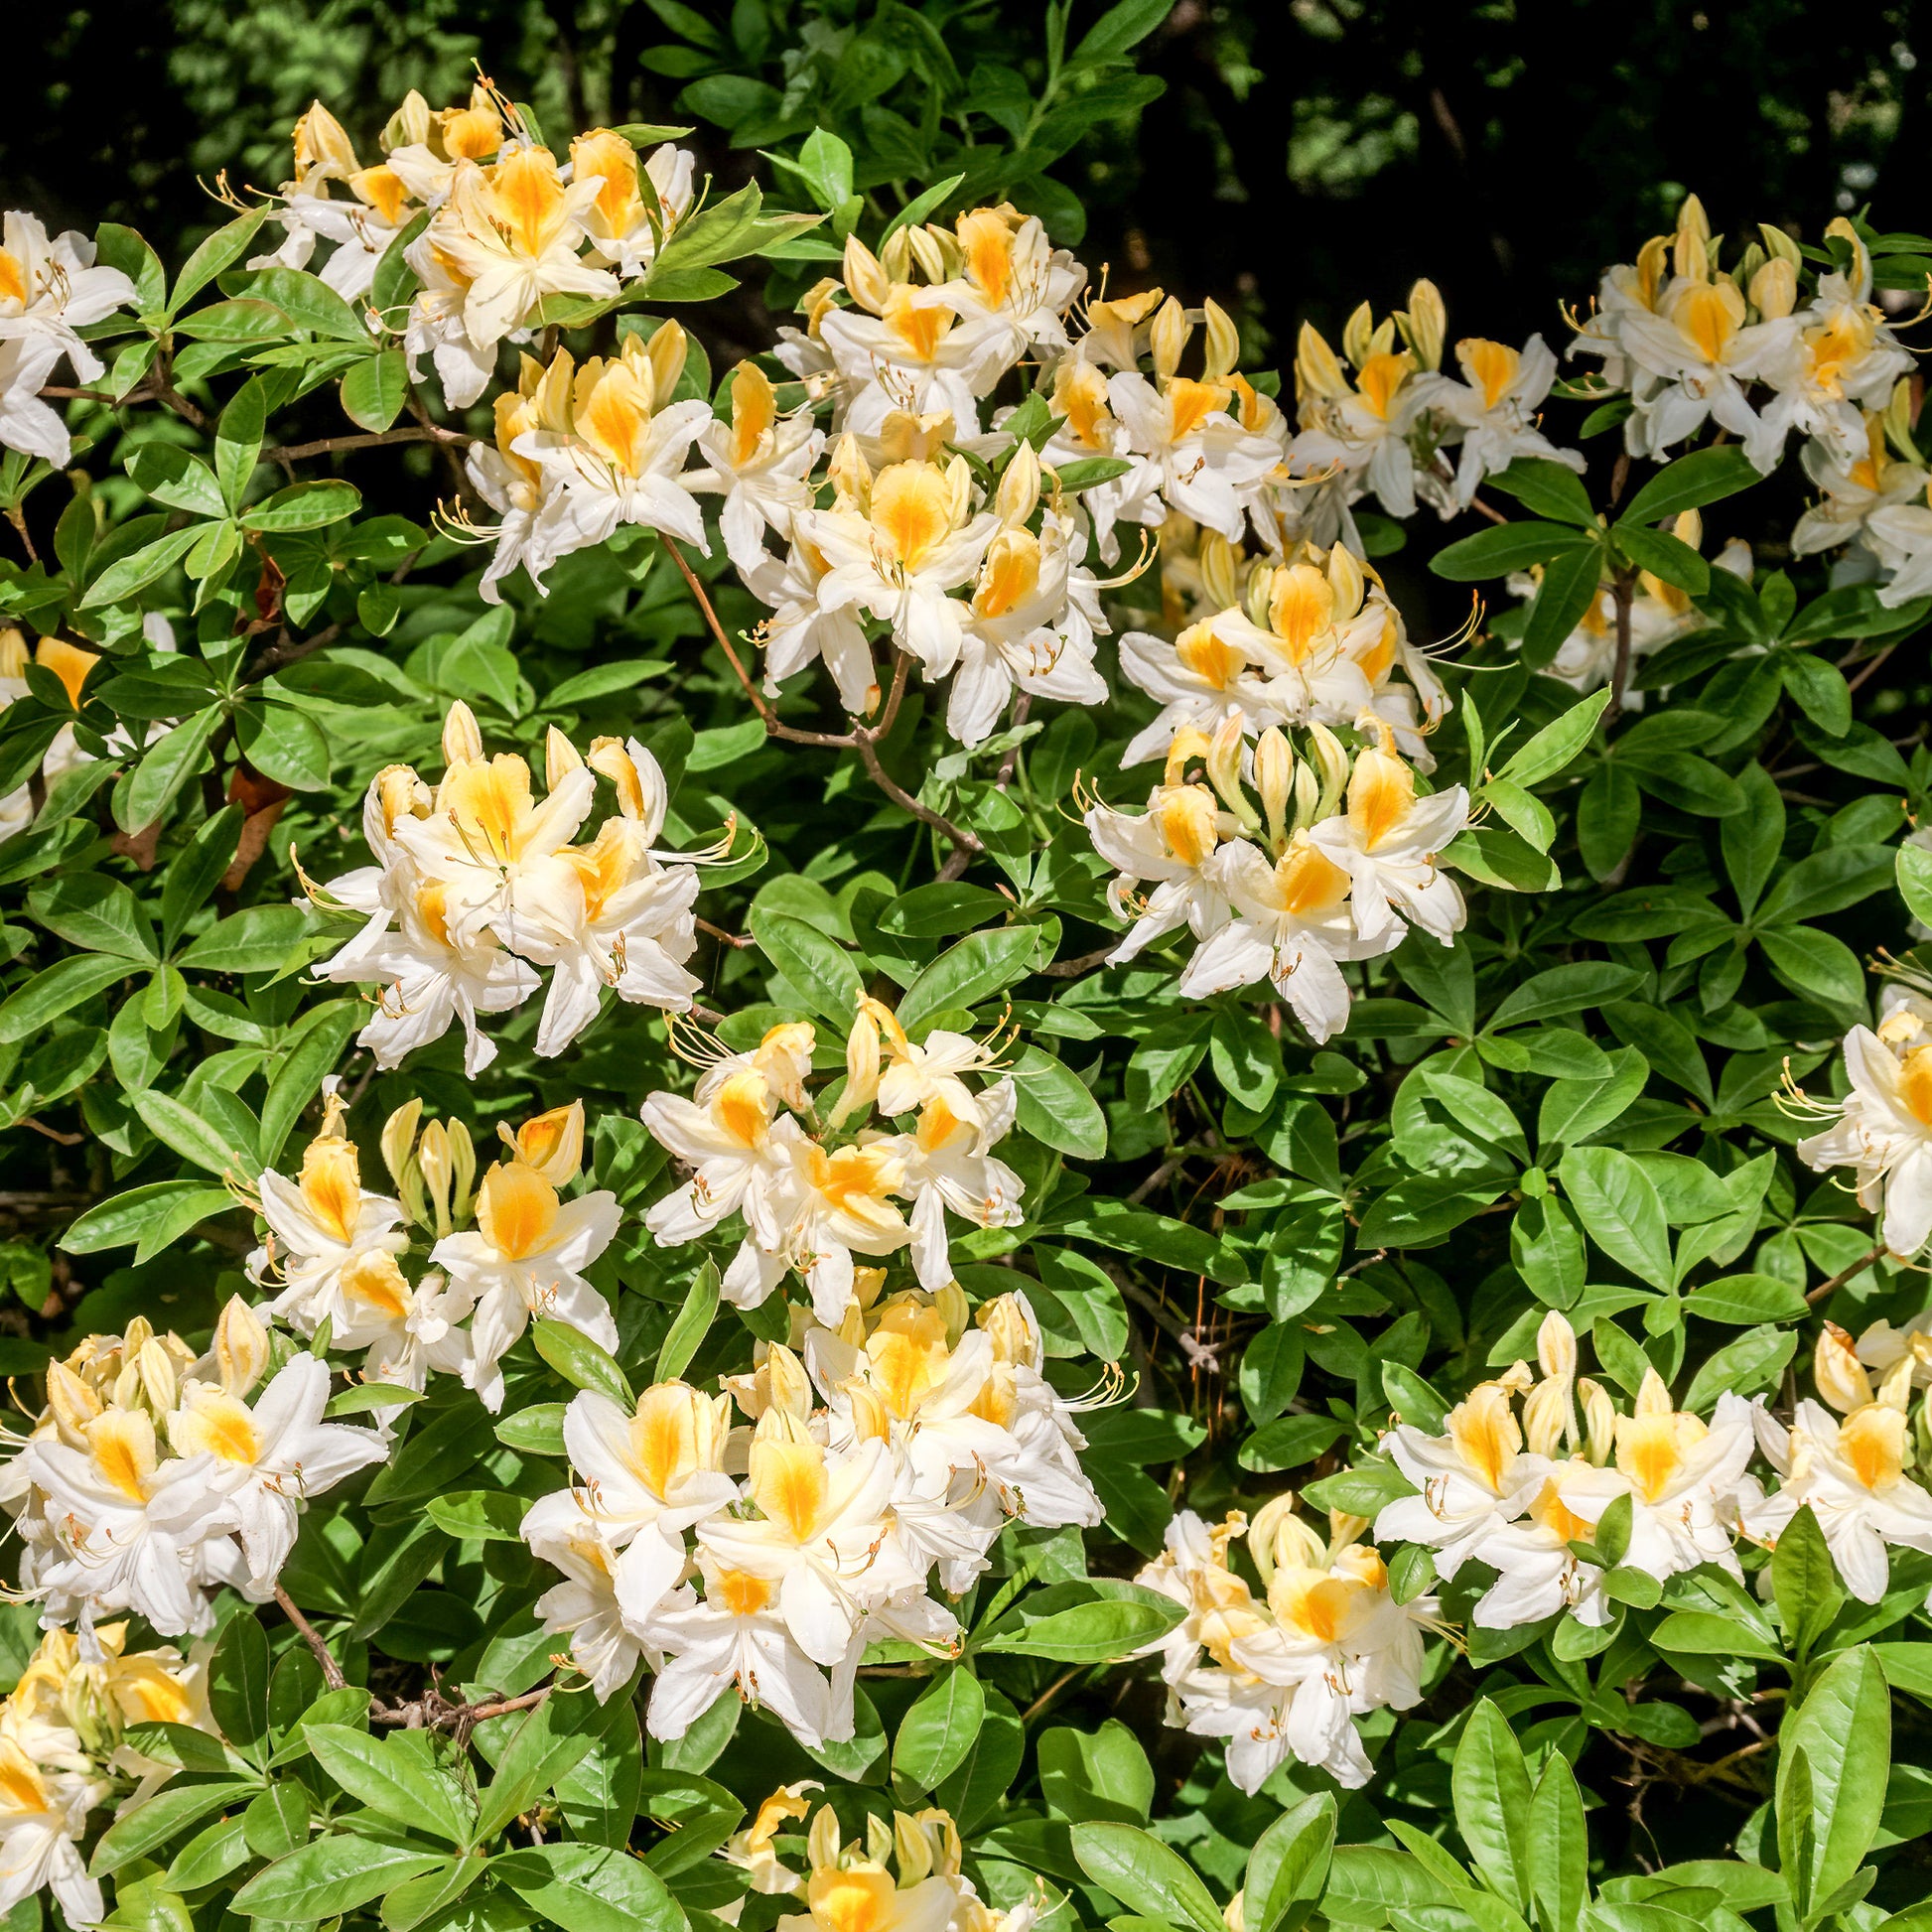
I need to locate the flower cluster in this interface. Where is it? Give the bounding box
[309,701,710,1076]
[0,1624,218,1927]
[253,91,695,404]
[0,1302,384,1636]
[520,1286,1104,1744]
[723,1790,1038,1932]
[1082,709,1468,1042]
[638,1005,1026,1327]
[1135,1495,1437,1793]
[246,1092,621,1412]
[1378,1307,1932,1623]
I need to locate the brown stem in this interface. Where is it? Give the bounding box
[274,1586,348,1691]
[6,507,37,565]
[1019,1666,1085,1725]
[1037,944,1115,980]
[660,536,853,748]
[243,622,343,686]
[1805,1241,1888,1306]
[261,425,477,465]
[855,728,983,859]
[995,693,1033,791]
[696,916,756,950]
[1843,639,1898,696]
[1607,569,1636,717]
[20,1118,84,1146]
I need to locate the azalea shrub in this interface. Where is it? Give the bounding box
[5,5,1932,1931]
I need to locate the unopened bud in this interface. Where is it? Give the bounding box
[381,89,434,154]
[1759,221,1802,266]
[545,727,584,790]
[1579,1377,1615,1465]
[507,1100,583,1186]
[1340,300,1376,372]
[213,1297,270,1397]
[646,319,687,403]
[1205,712,1258,829]
[1201,298,1241,382]
[449,1118,477,1223]
[1401,279,1447,371]
[380,1098,422,1189]
[1197,531,1241,613]
[826,433,871,510]
[1672,507,1703,552]
[417,1121,455,1239]
[1816,1321,1874,1414]
[442,701,483,766]
[1749,256,1797,321]
[1254,728,1294,847]
[1306,721,1350,823]
[996,439,1040,527]
[842,234,892,315]
[830,1005,880,1129]
[1149,297,1191,383]
[901,223,947,284]
[1295,323,1348,402]
[1325,542,1366,621]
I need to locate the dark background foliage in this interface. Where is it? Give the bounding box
[16,0,1931,345]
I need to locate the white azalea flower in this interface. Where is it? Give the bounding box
[1308,733,1468,946]
[1796,1022,1932,1258]
[687,362,824,573]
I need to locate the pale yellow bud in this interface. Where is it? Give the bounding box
[879,227,913,285]
[1885,378,1918,462]
[901,223,947,284]
[646,320,688,403]
[1223,1892,1247,1932]
[842,234,892,315]
[807,1804,841,1873]
[1401,279,1447,371]
[1759,221,1802,266]
[1536,1310,1578,1382]
[1879,1353,1916,1413]
[1150,297,1191,384]
[977,1293,1039,1369]
[1340,301,1377,372]
[1205,711,1258,830]
[382,89,434,152]
[449,1118,477,1223]
[1197,531,1241,613]
[1749,257,1797,321]
[827,433,871,511]
[1201,298,1241,382]
[544,727,584,792]
[932,1281,969,1349]
[134,1337,180,1418]
[1254,728,1294,848]
[1816,1322,1874,1414]
[1248,1492,1325,1588]
[1292,759,1319,832]
[894,1812,934,1883]
[1579,1377,1616,1465]
[417,1121,455,1239]
[1497,1359,1535,1397]
[830,1005,880,1129]
[379,1098,422,1190]
[996,438,1040,528]
[1306,721,1350,824]
[1633,1366,1674,1417]
[293,101,357,184]
[45,1361,100,1447]
[1295,323,1348,402]
[1243,560,1276,628]
[1674,194,1711,282]
[943,453,975,528]
[1671,508,1703,552]
[442,701,483,767]
[213,1298,270,1398]
[1325,542,1366,621]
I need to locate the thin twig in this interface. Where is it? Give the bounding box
[696,916,756,949]
[1038,944,1114,980]
[1806,1241,1888,1305]
[1608,569,1636,717]
[1019,1666,1085,1725]
[1843,639,1899,696]
[261,425,478,465]
[274,1586,348,1690]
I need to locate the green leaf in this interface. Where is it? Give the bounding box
[1430,520,1589,581]
[1776,1645,1889,1918]
[342,350,409,433]
[215,378,267,510]
[248,265,371,342]
[78,524,202,608]
[892,1666,985,1795]
[1070,1822,1224,1932]
[234,701,332,790]
[1521,541,1607,670]
[119,707,222,832]
[305,1725,473,1845]
[533,1317,632,1408]
[1649,1610,1787,1662]
[655,1259,720,1383]
[179,904,315,973]
[29,873,157,961]
[171,207,269,312]
[259,1000,359,1165]
[1012,1042,1106,1158]
[1244,1793,1335,1932]
[1487,456,1595,526]
[89,1779,260,1876]
[0,952,134,1042]
[232,1836,445,1918]
[1772,1504,1846,1659]
[979,1582,1183,1662]
[1488,961,1639,1030]
[1724,762,1786,918]
[131,1088,253,1177]
[242,480,362,532]
[61,1179,229,1255]
[1757,843,1894,927]
[896,925,1043,1035]
[1560,1146,1672,1289]
[1780,648,1854,735]
[1036,1720,1155,1826]
[1756,923,1865,1012]
[1900,841,1932,930]
[1620,445,1761,524]
[494,1842,683,1932]
[210,1610,272,1750]
[1681,1322,1797,1412]
[1684,1273,1808,1324]
[1069,0,1177,68]
[1613,521,1710,594]
[476,1682,622,1841]
[750,907,864,1024]
[1450,1700,1531,1909]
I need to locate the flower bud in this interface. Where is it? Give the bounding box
[646,319,688,403]
[45,1361,100,1447]
[933,1281,970,1348]
[1150,297,1191,384]
[449,1118,477,1224]
[807,1804,841,1874]
[1325,542,1366,621]
[1244,561,1276,629]
[1578,1377,1616,1465]
[901,223,947,283]
[213,1297,270,1397]
[1759,221,1802,266]
[1197,531,1241,613]
[842,234,892,315]
[417,1121,455,1239]
[588,736,669,834]
[442,700,483,767]
[293,101,357,184]
[978,1292,1040,1369]
[996,438,1040,528]
[1201,297,1241,382]
[1878,1353,1916,1414]
[830,1006,880,1129]
[1340,300,1377,372]
[382,89,434,153]
[1536,1310,1578,1383]
[1816,1321,1874,1414]
[1254,728,1294,849]
[879,226,913,285]
[1306,722,1350,824]
[1749,256,1797,321]
[544,726,584,792]
[1401,279,1447,371]
[380,1098,423,1189]
[1295,323,1348,402]
[1205,712,1257,829]
[1248,1492,1325,1587]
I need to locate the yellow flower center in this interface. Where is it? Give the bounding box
[477,1162,559,1263]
